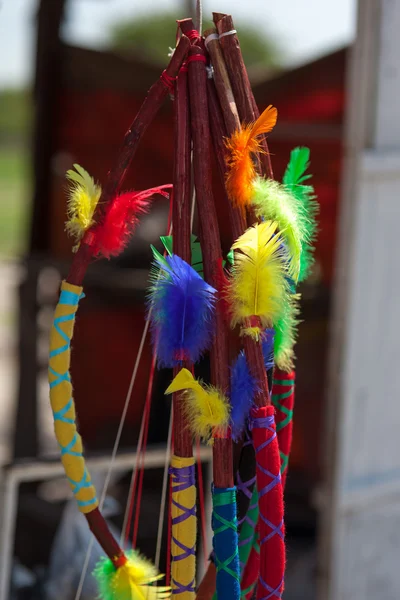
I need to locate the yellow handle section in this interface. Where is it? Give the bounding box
[48,281,99,513]
[170,454,196,600]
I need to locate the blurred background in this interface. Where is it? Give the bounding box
[3,1,398,599]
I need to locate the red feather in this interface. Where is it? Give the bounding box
[215,258,232,324]
[89,185,172,258]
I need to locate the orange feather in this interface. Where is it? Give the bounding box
[225,105,278,207]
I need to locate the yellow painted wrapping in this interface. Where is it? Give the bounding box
[48,281,98,513]
[170,454,196,600]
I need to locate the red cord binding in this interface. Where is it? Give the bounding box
[160,69,177,91]
[186,29,199,41]
[187,54,207,64]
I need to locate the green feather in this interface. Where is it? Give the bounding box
[274,294,300,372]
[251,176,302,281]
[283,147,319,282]
[93,549,169,600]
[150,244,169,270]
[283,147,311,186]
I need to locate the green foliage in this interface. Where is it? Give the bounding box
[0,147,29,256]
[0,88,31,142]
[110,12,281,69]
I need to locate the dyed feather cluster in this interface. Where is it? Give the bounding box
[229,328,274,440]
[65,164,171,258]
[147,252,217,367]
[66,164,101,246]
[274,294,301,372]
[230,352,257,441]
[251,177,302,281]
[250,147,318,283]
[226,221,288,339]
[90,187,162,259]
[262,328,275,371]
[165,368,230,443]
[93,550,170,600]
[160,234,204,276]
[283,147,318,282]
[225,105,277,207]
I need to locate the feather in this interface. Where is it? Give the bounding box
[225,106,277,207]
[229,327,275,441]
[283,147,319,282]
[165,368,230,443]
[251,176,302,281]
[65,164,102,247]
[147,253,216,368]
[65,163,171,258]
[93,549,170,600]
[262,327,275,371]
[283,146,312,186]
[91,185,171,258]
[274,294,301,372]
[226,221,288,339]
[215,258,232,323]
[230,351,258,442]
[160,234,204,276]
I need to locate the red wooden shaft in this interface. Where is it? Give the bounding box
[172,66,194,459]
[187,44,233,488]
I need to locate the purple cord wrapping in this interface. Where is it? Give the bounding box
[169,463,196,594]
[250,412,284,600]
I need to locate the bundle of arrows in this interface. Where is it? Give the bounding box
[48,11,318,600]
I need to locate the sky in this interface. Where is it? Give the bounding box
[0,0,356,88]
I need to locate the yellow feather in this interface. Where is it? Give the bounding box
[65,164,102,248]
[227,221,288,333]
[165,369,230,443]
[94,549,170,600]
[165,368,200,395]
[239,326,264,341]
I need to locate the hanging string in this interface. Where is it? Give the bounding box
[195,0,203,36]
[120,374,149,543]
[74,316,152,600]
[132,357,157,547]
[123,352,157,547]
[119,193,174,551]
[155,404,174,569]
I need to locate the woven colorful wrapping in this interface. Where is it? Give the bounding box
[48,282,98,513]
[250,405,285,600]
[170,455,197,599]
[272,369,295,489]
[236,431,257,572]
[238,484,258,575]
[240,374,295,598]
[212,486,241,600]
[240,528,260,599]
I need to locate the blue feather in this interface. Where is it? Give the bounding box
[229,329,275,441]
[230,352,258,442]
[147,254,217,368]
[262,328,275,371]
